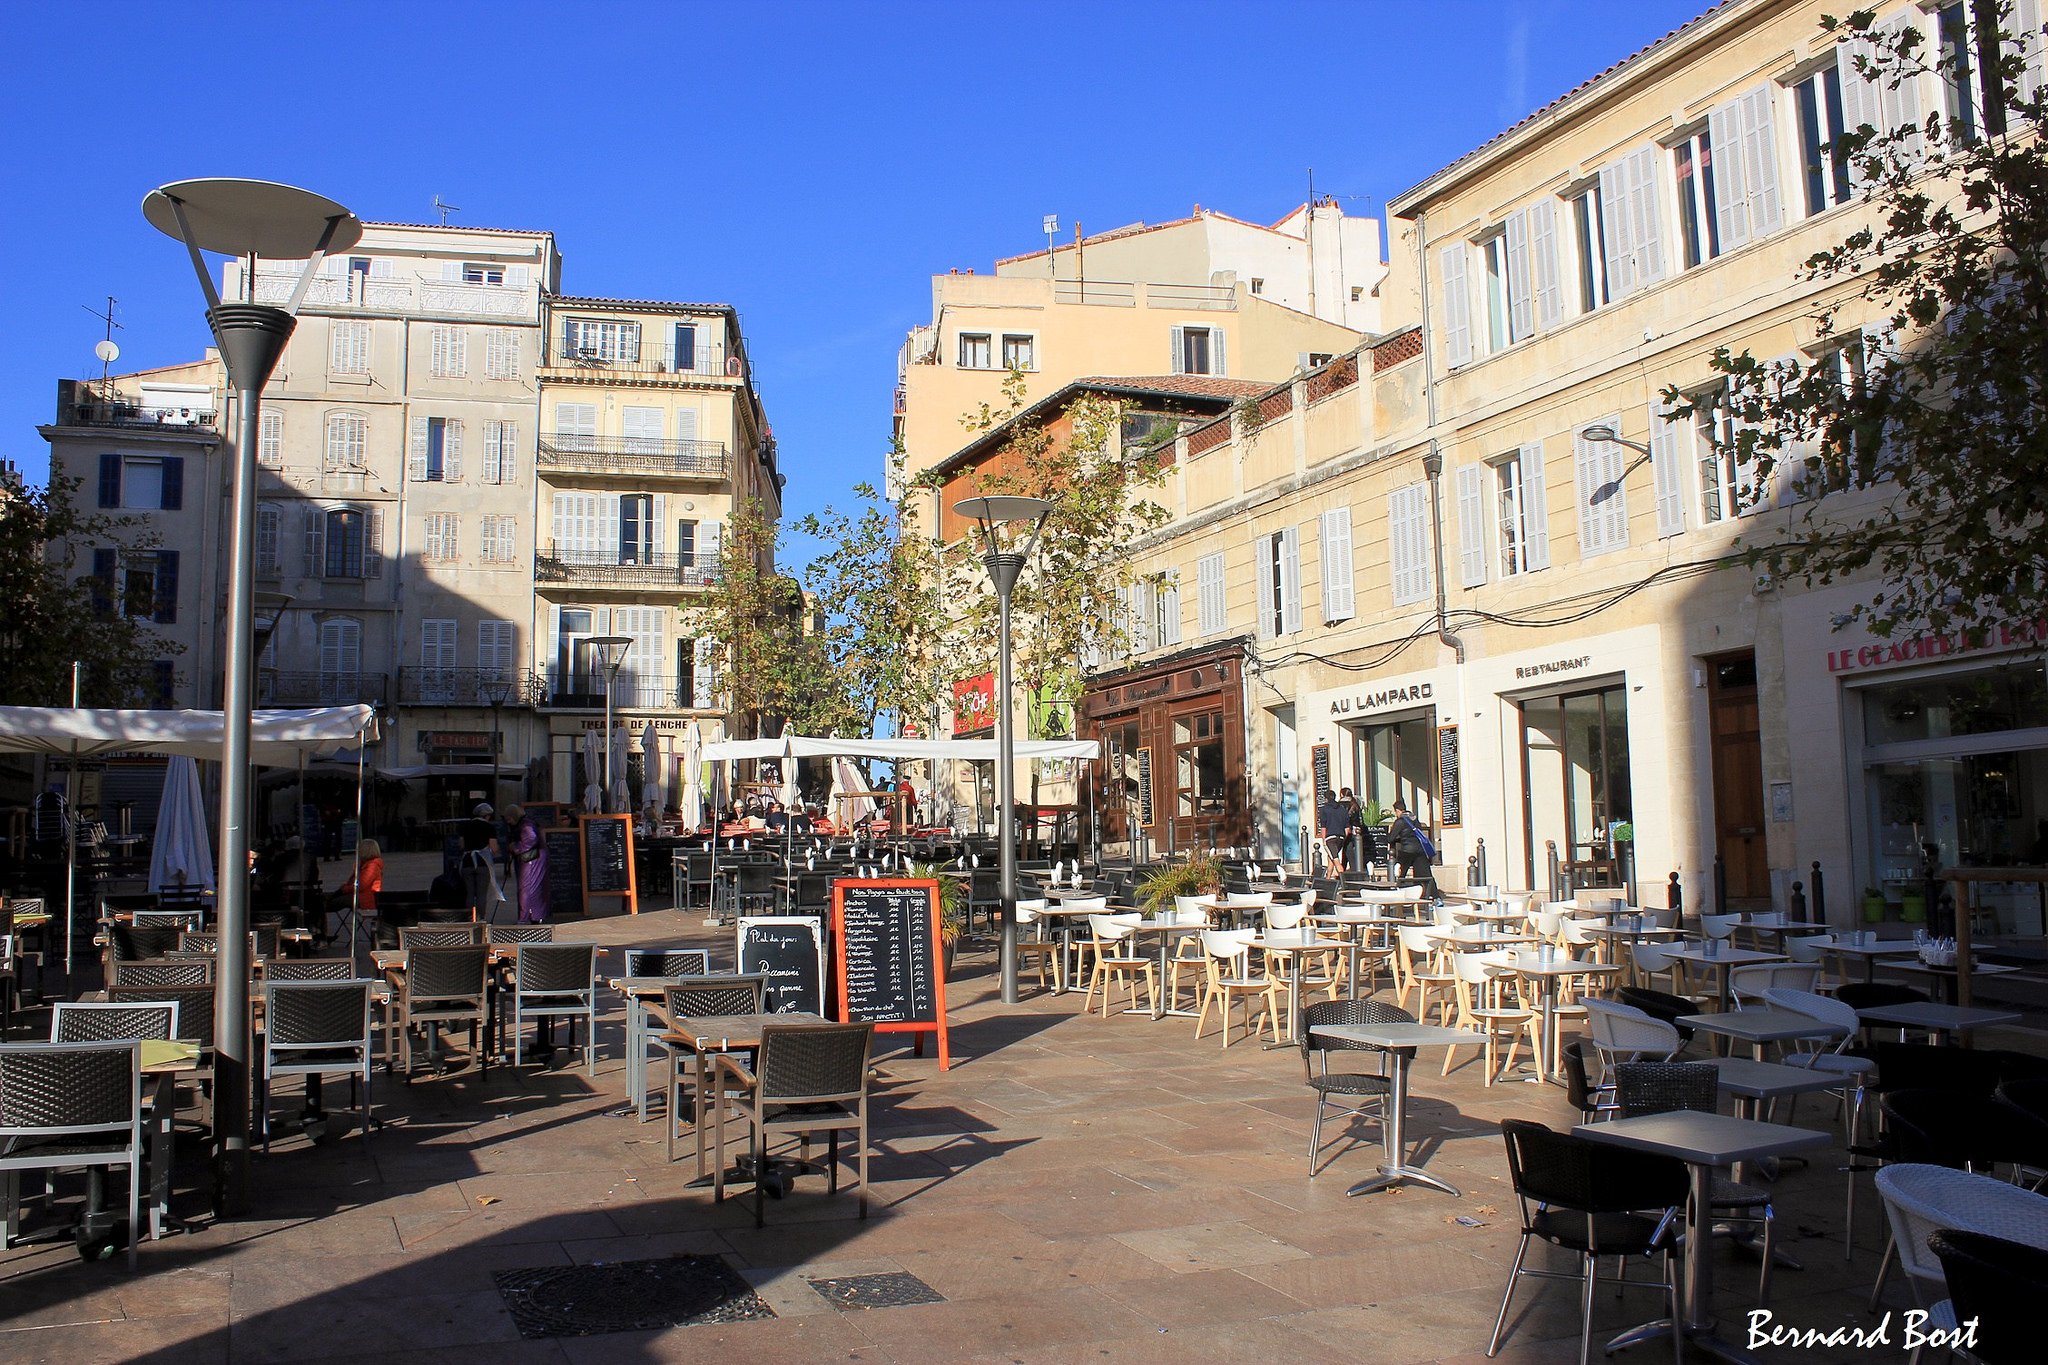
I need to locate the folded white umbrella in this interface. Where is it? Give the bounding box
[610,725,631,809]
[681,720,704,828]
[147,755,215,893]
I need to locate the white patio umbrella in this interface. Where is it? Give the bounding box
[580,729,602,811]
[680,720,704,829]
[147,755,215,894]
[640,721,662,813]
[831,756,875,832]
[777,721,800,808]
[609,724,631,811]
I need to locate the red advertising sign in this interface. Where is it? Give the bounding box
[952,672,995,735]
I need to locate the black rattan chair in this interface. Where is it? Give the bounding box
[109,924,181,962]
[264,958,357,983]
[109,957,213,989]
[1559,1039,1602,1120]
[1928,1228,2048,1365]
[623,948,712,979]
[712,1020,875,1228]
[397,945,490,1076]
[488,925,554,947]
[1612,986,1698,1042]
[1614,1061,1778,1303]
[399,925,485,951]
[1488,1118,1686,1365]
[259,980,375,1150]
[50,1003,178,1044]
[0,1042,144,1267]
[1299,998,1407,1177]
[663,976,769,1167]
[507,944,598,1072]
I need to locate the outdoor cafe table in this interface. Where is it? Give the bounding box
[660,1010,826,1180]
[1882,957,2022,1005]
[1679,1007,1839,1061]
[1251,932,1345,1043]
[1447,904,1525,925]
[1500,951,1619,1082]
[1858,1000,2022,1046]
[1706,1055,1841,1120]
[1821,937,1919,983]
[1129,919,1207,1018]
[1311,1020,1482,1196]
[1310,911,1401,997]
[1576,1110,1831,1363]
[141,1039,200,1238]
[1661,944,1785,1013]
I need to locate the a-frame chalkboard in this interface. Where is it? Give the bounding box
[830,877,950,1069]
[578,813,637,914]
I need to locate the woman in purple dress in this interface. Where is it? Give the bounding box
[503,803,548,923]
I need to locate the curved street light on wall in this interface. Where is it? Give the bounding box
[1581,424,1656,506]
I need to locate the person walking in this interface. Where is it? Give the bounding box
[460,802,500,921]
[1385,802,1438,896]
[1316,789,1352,872]
[504,804,549,923]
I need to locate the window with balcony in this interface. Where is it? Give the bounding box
[619,495,655,564]
[478,620,516,682]
[957,333,992,369]
[330,321,369,376]
[461,262,504,285]
[1000,334,1036,371]
[324,412,366,471]
[421,619,458,701]
[1793,63,1852,215]
[319,618,361,703]
[561,318,640,362]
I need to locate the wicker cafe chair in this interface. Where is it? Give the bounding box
[399,925,485,951]
[51,1002,179,1044]
[620,949,716,1122]
[109,957,213,989]
[109,924,182,963]
[1488,1118,1686,1365]
[131,909,203,933]
[396,945,490,1076]
[263,958,358,983]
[712,1020,876,1228]
[663,976,768,1168]
[1300,998,1409,1177]
[1929,1228,2048,1365]
[259,980,375,1150]
[507,943,599,1073]
[107,984,216,1120]
[1613,1061,1780,1305]
[488,924,555,947]
[0,1043,146,1267]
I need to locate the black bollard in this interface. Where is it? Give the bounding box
[1810,861,1826,924]
[1714,854,1728,914]
[1546,841,1561,901]
[1668,870,1683,915]
[1789,880,1806,921]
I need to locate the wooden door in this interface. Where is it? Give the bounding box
[1707,654,1768,899]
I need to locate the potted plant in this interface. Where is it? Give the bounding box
[1861,887,1888,923]
[909,860,967,973]
[1135,851,1222,918]
[1899,888,1927,924]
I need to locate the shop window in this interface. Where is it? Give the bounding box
[1522,684,1633,881]
[1174,710,1226,819]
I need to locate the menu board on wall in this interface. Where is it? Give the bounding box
[1135,746,1155,827]
[831,878,950,1068]
[1437,724,1462,829]
[1311,743,1332,806]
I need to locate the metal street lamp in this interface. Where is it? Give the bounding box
[144,178,359,1213]
[1581,424,1656,506]
[952,494,1053,1005]
[482,675,513,812]
[588,636,633,813]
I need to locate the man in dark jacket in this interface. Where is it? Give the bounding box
[1316,791,1352,872]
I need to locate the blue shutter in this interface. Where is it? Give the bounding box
[98,453,121,508]
[154,551,180,623]
[675,323,697,373]
[91,548,116,613]
[160,456,184,510]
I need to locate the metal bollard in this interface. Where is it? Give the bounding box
[1810,860,1826,924]
[1789,880,1806,921]
[1546,841,1561,901]
[1668,870,1683,915]
[1473,837,1488,888]
[1714,854,1728,915]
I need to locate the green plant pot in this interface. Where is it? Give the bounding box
[1861,896,1888,923]
[1900,895,1927,924]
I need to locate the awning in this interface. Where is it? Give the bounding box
[0,705,379,765]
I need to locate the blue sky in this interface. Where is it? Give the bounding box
[0,0,1709,555]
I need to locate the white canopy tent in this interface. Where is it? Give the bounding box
[699,735,1099,763]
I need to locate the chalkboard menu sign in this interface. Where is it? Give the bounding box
[1436,724,1462,829]
[1363,823,1391,869]
[1311,742,1332,806]
[542,828,583,918]
[831,878,950,1069]
[579,814,637,912]
[524,802,567,829]
[1135,747,1155,827]
[738,916,825,1015]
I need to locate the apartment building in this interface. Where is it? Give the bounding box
[943,0,2045,919]
[43,223,781,824]
[894,204,1380,504]
[532,296,780,805]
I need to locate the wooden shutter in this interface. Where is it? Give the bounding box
[482,421,504,484]
[600,493,622,563]
[1456,463,1489,587]
[1169,325,1186,374]
[256,504,280,573]
[1741,85,1783,239]
[1212,328,1227,377]
[421,619,457,671]
[555,402,596,444]
[649,494,666,556]
[98,453,121,508]
[622,406,663,452]
[1504,208,1534,341]
[320,618,360,688]
[1320,507,1356,620]
[365,510,385,579]
[2019,0,2046,105]
[259,410,282,465]
[692,638,716,707]
[1877,12,1926,168]
[302,506,325,577]
[1528,198,1564,330]
[441,420,462,482]
[1254,534,1276,637]
[153,551,179,624]
[408,416,429,481]
[1519,442,1551,570]
[1650,403,1687,537]
[478,620,515,678]
[159,456,183,510]
[1197,552,1225,634]
[1388,485,1429,605]
[1626,144,1669,285]
[90,547,115,613]
[702,520,722,578]
[1439,242,1473,367]
[674,407,699,449]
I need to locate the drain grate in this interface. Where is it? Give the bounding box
[808,1270,946,1310]
[495,1255,776,1339]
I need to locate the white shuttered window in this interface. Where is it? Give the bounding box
[1575,418,1629,556]
[329,322,368,375]
[1705,84,1784,252]
[480,514,517,563]
[1388,484,1431,606]
[1319,507,1355,622]
[1196,552,1226,634]
[1456,464,1489,587]
[1597,144,1669,299]
[258,410,283,466]
[478,621,516,680]
[1440,241,1473,367]
[429,327,467,378]
[1650,403,1687,538]
[484,329,518,380]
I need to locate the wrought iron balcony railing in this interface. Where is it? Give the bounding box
[523,667,707,711]
[395,668,525,706]
[533,546,721,588]
[535,433,729,479]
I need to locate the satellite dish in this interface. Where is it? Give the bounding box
[95,339,121,364]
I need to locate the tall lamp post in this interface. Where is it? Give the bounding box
[952,495,1052,1005]
[589,636,632,813]
[483,675,512,811]
[144,179,359,1213]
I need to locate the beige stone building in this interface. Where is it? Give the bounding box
[998,0,2045,920]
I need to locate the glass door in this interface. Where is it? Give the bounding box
[1520,684,1633,885]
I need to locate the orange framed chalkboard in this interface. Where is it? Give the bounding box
[830,877,950,1069]
[577,813,638,913]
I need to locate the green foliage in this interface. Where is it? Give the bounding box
[1136,851,1222,913]
[1672,2,2048,641]
[1359,798,1384,827]
[0,467,168,706]
[909,859,967,942]
[682,498,837,738]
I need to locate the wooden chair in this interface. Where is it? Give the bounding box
[1014,899,1062,994]
[1082,914,1157,1017]
[1193,929,1278,1047]
[1441,950,1539,1086]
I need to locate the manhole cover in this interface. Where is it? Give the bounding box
[495,1256,776,1338]
[808,1271,946,1310]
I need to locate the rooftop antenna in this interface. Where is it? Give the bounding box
[1042,214,1059,278]
[431,194,461,224]
[84,295,122,390]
